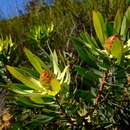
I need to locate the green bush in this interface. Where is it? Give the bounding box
[1,1,130,130]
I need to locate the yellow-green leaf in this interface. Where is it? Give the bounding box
[6,83,33,95]
[7,65,45,92]
[29,95,44,104]
[50,49,61,76]
[48,79,61,96]
[24,48,49,73]
[113,9,123,34]
[92,10,106,45]
[120,7,130,40]
[111,39,123,64]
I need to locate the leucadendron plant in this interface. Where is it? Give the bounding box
[72,7,130,129]
[3,5,130,130]
[0,35,16,84]
[6,48,70,105]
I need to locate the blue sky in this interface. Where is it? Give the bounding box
[0,0,53,19]
[0,0,28,19]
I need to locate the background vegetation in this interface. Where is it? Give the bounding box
[0,0,130,129]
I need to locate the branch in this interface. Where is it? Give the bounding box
[55,95,77,127]
[95,71,109,105]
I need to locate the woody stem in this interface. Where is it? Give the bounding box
[96,71,109,105]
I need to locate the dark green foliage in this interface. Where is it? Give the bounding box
[1,0,130,130]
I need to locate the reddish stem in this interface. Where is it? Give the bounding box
[96,71,108,105]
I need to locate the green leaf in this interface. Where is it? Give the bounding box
[79,90,95,101]
[123,39,130,53]
[106,22,113,36]
[120,7,130,40]
[16,96,36,106]
[16,96,54,107]
[92,10,106,45]
[58,65,70,84]
[50,49,61,76]
[113,9,123,34]
[80,32,98,48]
[75,66,100,81]
[73,38,97,68]
[29,95,44,104]
[6,83,33,95]
[7,65,46,92]
[17,67,39,79]
[48,79,61,96]
[17,95,54,107]
[10,123,22,130]
[24,48,49,73]
[111,39,123,64]
[26,115,54,127]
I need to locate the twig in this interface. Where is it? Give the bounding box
[95,71,109,105]
[66,23,76,50]
[102,74,113,102]
[55,95,77,126]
